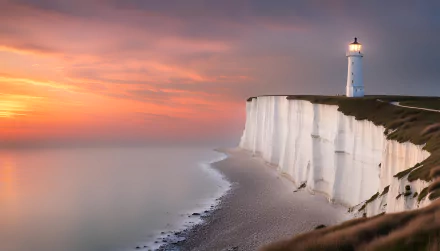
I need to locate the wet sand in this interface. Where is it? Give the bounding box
[161,148,349,251]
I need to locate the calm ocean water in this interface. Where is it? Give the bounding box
[0,147,230,251]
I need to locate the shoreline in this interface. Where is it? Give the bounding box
[158,148,349,251]
[139,151,232,251]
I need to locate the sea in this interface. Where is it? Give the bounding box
[0,147,230,251]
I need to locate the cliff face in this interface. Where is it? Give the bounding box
[239,96,432,215]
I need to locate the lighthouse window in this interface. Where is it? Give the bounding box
[352,80,354,83]
[352,72,353,75]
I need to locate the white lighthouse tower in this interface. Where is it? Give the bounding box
[346,37,364,97]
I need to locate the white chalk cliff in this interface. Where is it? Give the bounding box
[239,96,432,216]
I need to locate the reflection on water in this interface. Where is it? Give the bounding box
[0,147,227,251]
[0,155,18,214]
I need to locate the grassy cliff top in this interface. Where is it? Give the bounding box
[246,95,440,182]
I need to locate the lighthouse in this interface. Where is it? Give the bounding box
[346,37,364,97]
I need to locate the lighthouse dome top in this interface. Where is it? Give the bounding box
[349,37,362,52]
[350,37,361,44]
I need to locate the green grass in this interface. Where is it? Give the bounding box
[418,187,429,202]
[380,186,390,196]
[394,164,419,179]
[359,192,380,212]
[429,190,440,201]
[428,180,440,193]
[247,95,440,182]
[367,192,380,203]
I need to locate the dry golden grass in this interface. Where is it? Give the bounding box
[422,124,440,137]
[260,200,440,251]
[428,174,440,201]
[428,180,440,193]
[419,187,430,202]
[430,167,440,179]
[428,190,440,201]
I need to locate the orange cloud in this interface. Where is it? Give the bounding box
[0,75,74,91]
[0,94,43,118]
[0,44,59,57]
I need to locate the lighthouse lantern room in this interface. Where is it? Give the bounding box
[346,37,364,97]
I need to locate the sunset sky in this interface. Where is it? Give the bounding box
[1,0,440,148]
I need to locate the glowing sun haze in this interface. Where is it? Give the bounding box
[1,0,440,147]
